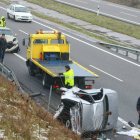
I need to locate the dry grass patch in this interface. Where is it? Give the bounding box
[0,75,81,140]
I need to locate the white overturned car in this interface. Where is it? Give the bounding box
[54,87,118,136]
[0,27,20,53]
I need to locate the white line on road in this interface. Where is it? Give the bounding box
[118,117,131,127]
[0,6,134,127]
[19,30,29,35]
[14,53,26,61]
[120,12,137,17]
[90,65,123,82]
[108,3,140,14]
[75,0,88,4]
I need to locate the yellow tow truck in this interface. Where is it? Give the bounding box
[23,30,99,89]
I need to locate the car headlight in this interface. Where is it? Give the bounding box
[16,15,20,18]
[13,38,18,45]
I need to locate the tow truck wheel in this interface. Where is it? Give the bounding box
[28,65,36,76]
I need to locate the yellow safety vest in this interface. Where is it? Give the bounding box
[0,16,6,27]
[63,69,74,86]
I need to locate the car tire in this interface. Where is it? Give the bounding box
[28,65,36,76]
[13,16,16,21]
[29,21,32,23]
[7,13,10,19]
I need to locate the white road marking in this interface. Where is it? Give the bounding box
[75,0,88,4]
[108,3,140,14]
[14,53,26,61]
[120,12,137,17]
[118,117,131,127]
[0,5,135,127]
[19,30,29,35]
[90,65,123,82]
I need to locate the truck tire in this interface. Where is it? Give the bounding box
[28,65,36,76]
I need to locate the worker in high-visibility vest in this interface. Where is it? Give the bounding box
[59,65,74,89]
[0,16,6,27]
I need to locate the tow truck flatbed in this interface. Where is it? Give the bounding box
[32,59,98,78]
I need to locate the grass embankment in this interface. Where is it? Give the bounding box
[0,76,80,140]
[104,0,140,9]
[25,0,140,40]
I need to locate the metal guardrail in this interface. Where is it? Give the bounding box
[99,42,140,61]
[0,62,24,93]
[52,0,140,27]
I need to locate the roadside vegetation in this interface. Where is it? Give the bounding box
[104,0,140,9]
[0,75,80,140]
[23,0,140,40]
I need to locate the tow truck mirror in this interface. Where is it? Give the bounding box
[22,39,25,46]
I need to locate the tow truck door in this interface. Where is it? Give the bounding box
[27,38,31,59]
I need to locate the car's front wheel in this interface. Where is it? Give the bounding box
[7,13,10,19]
[13,16,16,21]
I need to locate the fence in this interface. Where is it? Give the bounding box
[0,62,24,93]
[52,0,140,27]
[99,42,140,61]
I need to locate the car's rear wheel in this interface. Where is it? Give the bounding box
[7,13,10,19]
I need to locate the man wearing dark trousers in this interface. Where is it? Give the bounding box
[137,97,140,128]
[0,34,7,63]
[59,65,74,89]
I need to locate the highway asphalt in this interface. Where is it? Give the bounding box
[55,0,140,24]
[0,3,139,139]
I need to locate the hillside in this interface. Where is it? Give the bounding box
[0,75,80,140]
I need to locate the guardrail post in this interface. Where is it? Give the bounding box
[48,85,52,112]
[137,54,139,61]
[126,51,128,56]
[116,49,118,52]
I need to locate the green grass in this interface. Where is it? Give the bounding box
[0,0,10,5]
[32,11,128,47]
[24,0,140,40]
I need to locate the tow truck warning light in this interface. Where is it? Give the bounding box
[36,30,59,34]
